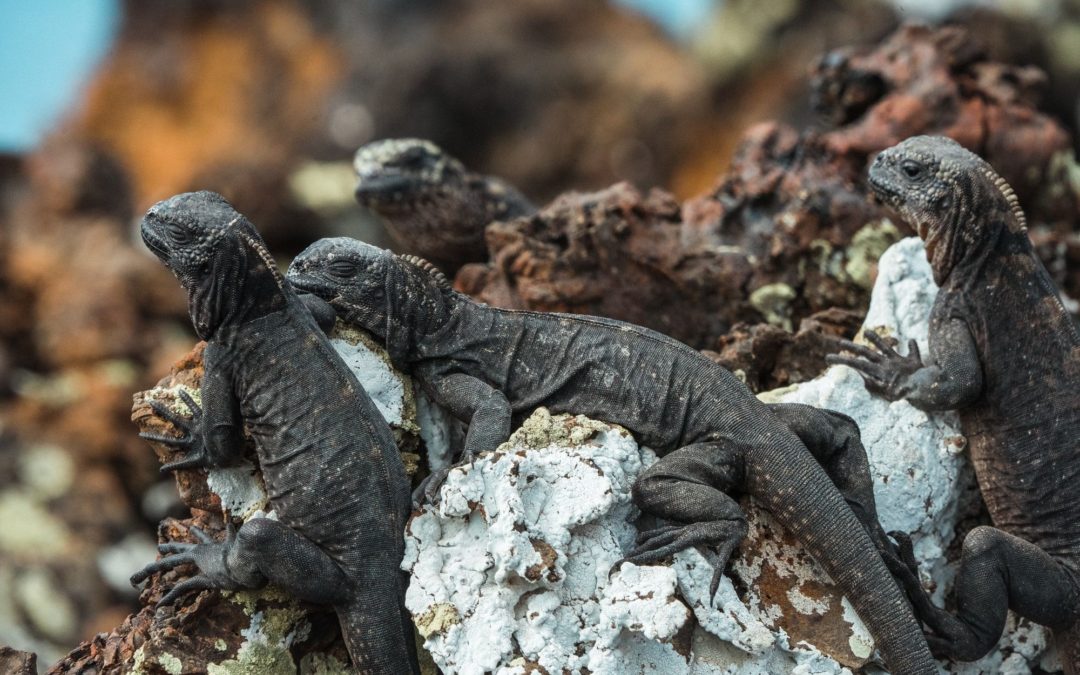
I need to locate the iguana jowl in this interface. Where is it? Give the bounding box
[287,238,939,674]
[829,136,1080,670]
[130,191,419,674]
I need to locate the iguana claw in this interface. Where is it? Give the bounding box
[141,389,210,473]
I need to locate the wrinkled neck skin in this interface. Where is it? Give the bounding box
[187,238,287,340]
[922,182,1025,288]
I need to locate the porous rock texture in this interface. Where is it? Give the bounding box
[458,23,1080,350]
[50,323,448,674]
[406,237,1062,674]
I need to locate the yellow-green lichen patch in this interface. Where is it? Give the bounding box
[749,283,797,330]
[158,652,184,675]
[205,597,312,675]
[130,646,185,675]
[843,219,901,290]
[131,645,148,674]
[756,383,799,404]
[206,640,298,675]
[503,407,622,450]
[216,638,229,651]
[149,384,202,416]
[415,602,460,639]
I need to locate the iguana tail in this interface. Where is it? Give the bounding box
[754,441,939,674]
[334,570,420,675]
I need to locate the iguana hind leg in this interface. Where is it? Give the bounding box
[132,518,349,607]
[925,525,1080,662]
[625,441,749,600]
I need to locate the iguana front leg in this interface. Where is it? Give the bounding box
[131,519,350,608]
[413,372,511,506]
[828,318,982,411]
[140,345,245,473]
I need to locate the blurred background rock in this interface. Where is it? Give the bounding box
[1,0,1079,669]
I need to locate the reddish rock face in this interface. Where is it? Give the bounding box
[456,182,757,348]
[459,23,1080,351]
[811,23,1077,228]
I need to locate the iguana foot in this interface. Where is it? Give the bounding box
[615,521,744,601]
[826,331,923,401]
[139,389,210,473]
[411,467,451,509]
[131,524,243,607]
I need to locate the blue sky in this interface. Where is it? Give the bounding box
[0,0,119,152]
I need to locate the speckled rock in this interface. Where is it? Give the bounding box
[403,407,862,675]
[0,646,37,675]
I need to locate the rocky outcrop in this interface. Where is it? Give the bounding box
[407,238,1061,674]
[458,23,1080,350]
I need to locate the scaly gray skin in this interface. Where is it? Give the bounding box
[287,238,939,674]
[129,192,418,675]
[353,138,534,270]
[828,136,1080,669]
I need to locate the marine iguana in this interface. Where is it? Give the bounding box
[353,138,534,270]
[287,238,939,674]
[130,191,419,674]
[828,135,1080,669]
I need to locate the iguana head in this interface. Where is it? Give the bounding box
[288,237,452,361]
[353,138,509,266]
[868,135,1026,283]
[287,238,391,337]
[353,138,467,212]
[142,191,285,339]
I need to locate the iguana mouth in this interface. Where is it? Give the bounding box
[354,174,422,204]
[867,173,901,206]
[286,272,323,296]
[141,227,170,261]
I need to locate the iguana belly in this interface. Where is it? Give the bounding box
[967,421,1080,567]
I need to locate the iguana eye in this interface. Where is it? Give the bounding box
[900,160,925,181]
[397,146,430,169]
[165,221,194,245]
[328,260,359,277]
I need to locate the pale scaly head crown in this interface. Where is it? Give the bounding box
[352,138,467,209]
[287,237,390,337]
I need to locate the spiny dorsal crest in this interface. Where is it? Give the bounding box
[399,254,452,290]
[233,224,285,290]
[982,168,1027,232]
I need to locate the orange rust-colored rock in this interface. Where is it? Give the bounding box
[732,498,874,669]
